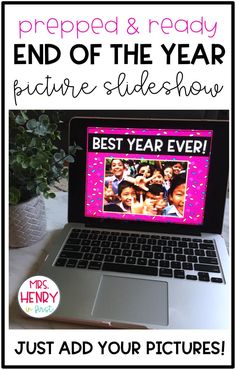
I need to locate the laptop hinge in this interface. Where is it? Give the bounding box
[84,221,202,236]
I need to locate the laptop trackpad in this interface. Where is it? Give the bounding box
[92,275,168,326]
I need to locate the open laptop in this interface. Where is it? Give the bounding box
[38,116,230,329]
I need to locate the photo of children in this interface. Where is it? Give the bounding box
[103,158,188,217]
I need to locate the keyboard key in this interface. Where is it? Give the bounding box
[182,262,193,270]
[195,249,205,256]
[102,262,158,276]
[148,239,156,245]
[143,251,153,259]
[104,255,115,262]
[77,260,88,268]
[174,269,185,279]
[149,259,158,267]
[165,253,175,261]
[81,239,90,245]
[161,236,170,240]
[194,264,220,273]
[101,247,111,254]
[198,257,218,265]
[126,257,136,264]
[111,242,120,248]
[163,247,172,253]
[80,233,88,239]
[66,259,77,268]
[160,260,170,268]
[168,241,177,246]
[172,236,181,241]
[173,247,183,254]
[206,250,217,257]
[199,243,215,250]
[142,245,151,251]
[159,268,173,277]
[115,256,125,264]
[137,237,146,243]
[182,238,191,241]
[187,256,198,263]
[101,241,110,248]
[122,249,132,256]
[94,254,104,261]
[112,248,121,255]
[83,253,93,260]
[69,231,80,238]
[151,234,160,239]
[133,251,142,257]
[108,235,117,241]
[203,239,214,244]
[88,261,102,270]
[121,232,129,236]
[91,247,101,254]
[63,244,81,252]
[186,274,197,280]
[81,246,91,253]
[66,238,81,245]
[211,277,223,283]
[128,237,136,243]
[60,251,82,259]
[189,242,198,248]
[184,248,194,255]
[152,246,162,252]
[55,258,66,267]
[192,238,202,242]
[158,240,167,246]
[118,236,127,242]
[176,254,186,262]
[137,258,147,265]
[154,252,164,259]
[131,244,140,250]
[171,261,181,269]
[120,243,130,249]
[91,240,101,247]
[198,272,210,282]
[178,241,188,247]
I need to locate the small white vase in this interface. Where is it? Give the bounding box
[9,195,47,248]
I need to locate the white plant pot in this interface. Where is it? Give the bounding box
[9,195,47,248]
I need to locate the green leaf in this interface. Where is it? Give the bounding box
[16,154,24,164]
[48,192,56,198]
[15,114,26,125]
[26,119,38,130]
[64,155,74,163]
[20,111,29,121]
[30,158,40,168]
[38,114,50,125]
[9,187,21,205]
[22,158,30,169]
[54,152,62,161]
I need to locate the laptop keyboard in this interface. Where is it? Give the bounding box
[54,228,223,283]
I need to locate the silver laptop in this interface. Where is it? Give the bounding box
[38,116,230,329]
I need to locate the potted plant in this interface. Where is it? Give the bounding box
[9,110,76,248]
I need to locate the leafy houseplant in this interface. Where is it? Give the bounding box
[9,110,77,247]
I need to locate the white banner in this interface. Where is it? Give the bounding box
[5,329,232,367]
[4,2,232,110]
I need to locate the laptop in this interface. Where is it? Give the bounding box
[38,116,230,329]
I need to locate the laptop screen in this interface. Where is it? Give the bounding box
[85,126,213,226]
